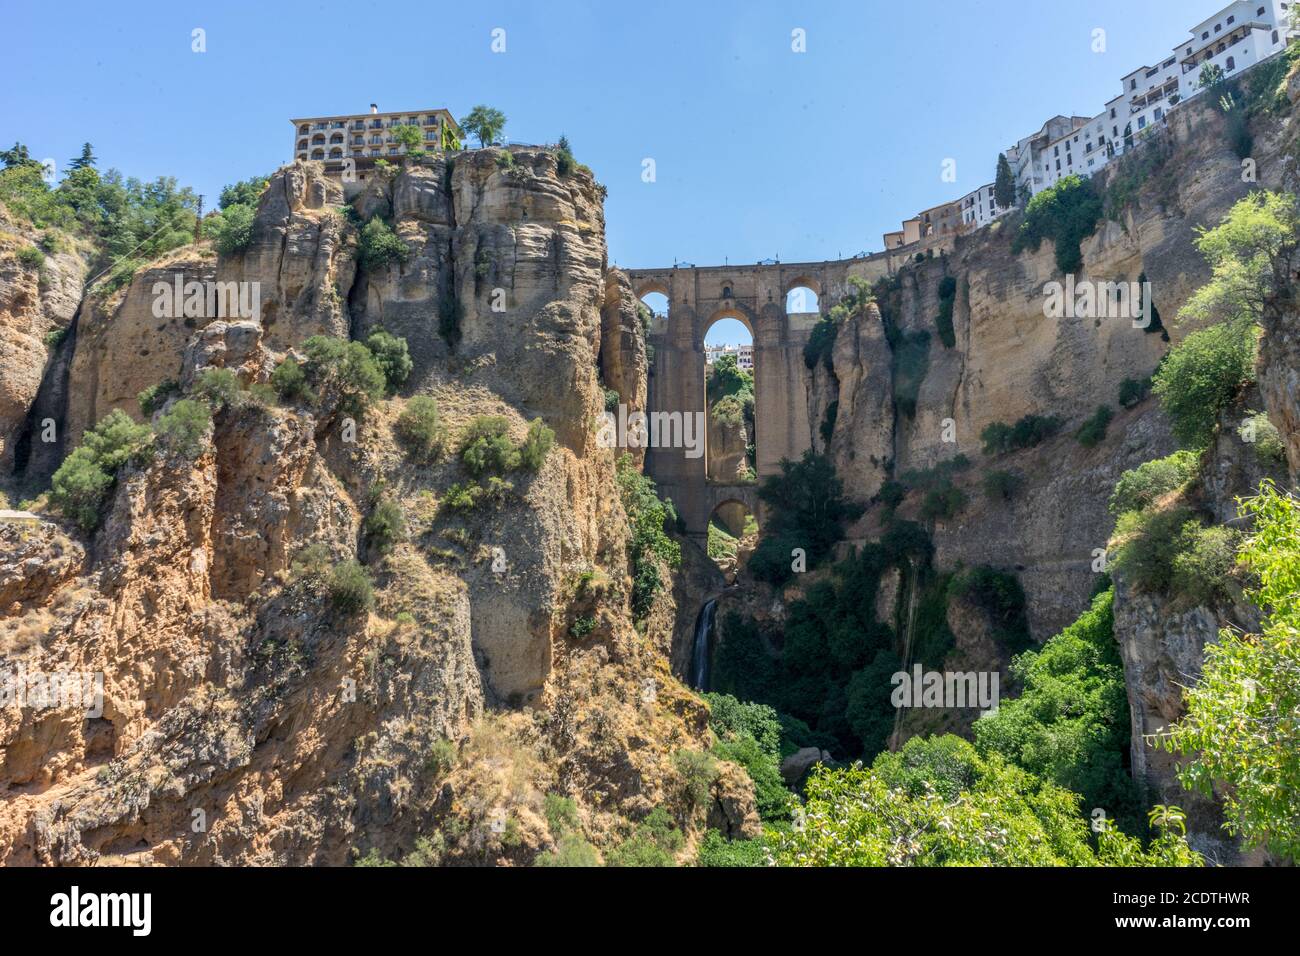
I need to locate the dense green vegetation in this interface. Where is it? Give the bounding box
[980,414,1063,455]
[775,736,1200,866]
[394,395,446,463]
[1011,175,1104,275]
[1160,482,1300,862]
[975,590,1143,833]
[747,451,863,586]
[49,410,154,532]
[615,454,681,620]
[934,274,958,348]
[1074,405,1114,448]
[1155,191,1298,448]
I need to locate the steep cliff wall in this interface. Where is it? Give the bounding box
[0,156,752,865]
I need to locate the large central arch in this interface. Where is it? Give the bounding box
[628,258,899,539]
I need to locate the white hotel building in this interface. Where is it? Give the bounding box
[1176,1,1298,101]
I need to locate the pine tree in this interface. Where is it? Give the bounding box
[994,153,1015,210]
[68,142,97,170]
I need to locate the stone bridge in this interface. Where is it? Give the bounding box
[627,251,911,541]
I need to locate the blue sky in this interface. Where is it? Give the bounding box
[7,0,1196,277]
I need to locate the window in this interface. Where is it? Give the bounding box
[1259,6,1267,14]
[1274,29,1281,43]
[1227,56,1236,70]
[1215,24,1222,33]
[1130,78,1138,90]
[1227,16,1234,24]
[1110,107,1117,118]
[1155,107,1164,120]
[1203,31,1210,39]
[1138,115,1147,129]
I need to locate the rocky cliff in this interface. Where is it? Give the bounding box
[0,154,756,865]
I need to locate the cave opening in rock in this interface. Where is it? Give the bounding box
[706,499,758,580]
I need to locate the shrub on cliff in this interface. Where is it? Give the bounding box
[948,566,1031,654]
[1010,175,1103,275]
[1152,322,1256,448]
[935,274,958,348]
[358,218,410,270]
[975,589,1142,833]
[137,379,179,416]
[460,416,519,476]
[517,418,555,471]
[327,559,374,614]
[394,395,445,463]
[751,451,863,586]
[1159,481,1300,861]
[49,409,154,532]
[363,496,406,556]
[982,469,1024,502]
[1108,450,1199,516]
[1074,405,1113,448]
[980,414,1062,455]
[364,330,412,396]
[154,398,212,459]
[615,454,680,620]
[298,335,387,417]
[211,203,255,256]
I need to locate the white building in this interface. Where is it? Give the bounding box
[1175,1,1298,103]
[1038,112,1117,189]
[958,183,1004,228]
[705,343,754,371]
[1005,115,1093,199]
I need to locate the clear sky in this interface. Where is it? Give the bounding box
[7,0,1197,277]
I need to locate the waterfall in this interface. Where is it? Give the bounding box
[690,599,718,691]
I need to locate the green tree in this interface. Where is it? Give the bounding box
[389,124,423,153]
[1158,481,1300,861]
[394,395,445,462]
[218,174,270,210]
[994,152,1016,209]
[212,203,255,256]
[1152,322,1256,447]
[49,409,154,532]
[1011,175,1104,275]
[1,142,40,169]
[358,218,410,269]
[154,398,212,459]
[67,142,96,171]
[364,330,412,395]
[459,105,507,148]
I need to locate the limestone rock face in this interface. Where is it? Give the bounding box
[1259,305,1300,483]
[224,160,354,350]
[825,303,893,499]
[0,218,86,471]
[707,758,762,840]
[599,269,649,465]
[0,151,710,866]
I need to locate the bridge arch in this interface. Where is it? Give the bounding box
[633,278,671,301]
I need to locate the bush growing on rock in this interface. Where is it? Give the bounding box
[364,497,406,556]
[212,203,255,256]
[49,409,154,532]
[460,416,519,476]
[394,395,445,463]
[1152,322,1256,448]
[299,335,386,416]
[1074,405,1113,448]
[154,398,212,459]
[357,218,409,270]
[982,469,1024,502]
[1108,450,1199,516]
[517,418,555,471]
[327,559,374,614]
[364,330,412,396]
[137,379,179,416]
